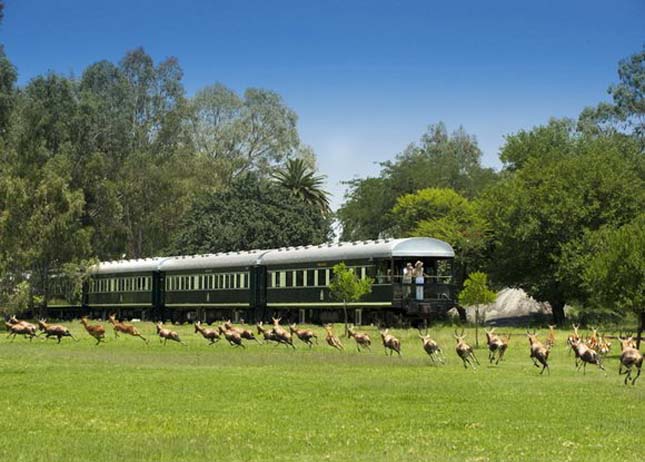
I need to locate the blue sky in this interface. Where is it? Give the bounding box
[2,0,643,209]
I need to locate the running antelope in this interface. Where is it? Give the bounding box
[566,324,581,349]
[224,320,261,344]
[546,324,557,349]
[108,314,149,344]
[484,327,509,365]
[324,324,344,351]
[419,331,444,364]
[257,322,282,345]
[218,325,245,348]
[8,316,38,335]
[618,335,642,385]
[527,330,550,375]
[289,324,318,348]
[194,321,220,345]
[380,329,401,357]
[347,326,371,352]
[586,327,599,350]
[570,338,605,375]
[80,317,106,345]
[270,317,295,349]
[5,321,38,341]
[37,319,77,343]
[156,322,186,346]
[454,329,478,369]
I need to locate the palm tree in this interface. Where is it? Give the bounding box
[272,158,331,215]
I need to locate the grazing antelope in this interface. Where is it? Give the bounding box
[108,314,148,344]
[270,317,295,349]
[257,322,282,345]
[570,338,605,375]
[347,325,371,352]
[5,321,38,341]
[617,335,642,385]
[218,325,245,348]
[454,329,478,369]
[324,324,344,351]
[80,317,106,345]
[156,322,186,346]
[289,323,318,348]
[194,321,220,345]
[545,324,557,349]
[484,327,509,365]
[380,329,401,357]
[37,319,77,343]
[526,330,550,375]
[419,331,444,364]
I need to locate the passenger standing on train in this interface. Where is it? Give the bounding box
[413,261,426,300]
[403,262,413,298]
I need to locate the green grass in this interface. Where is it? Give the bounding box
[0,322,642,462]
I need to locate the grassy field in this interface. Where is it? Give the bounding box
[0,322,642,462]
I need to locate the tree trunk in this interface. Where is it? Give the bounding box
[475,306,480,348]
[637,311,644,351]
[343,300,349,337]
[551,300,565,326]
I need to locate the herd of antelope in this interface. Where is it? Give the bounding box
[4,315,642,384]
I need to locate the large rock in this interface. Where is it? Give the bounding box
[448,288,552,325]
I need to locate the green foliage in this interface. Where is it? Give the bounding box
[0,280,30,316]
[458,272,496,307]
[391,188,490,282]
[170,175,332,254]
[482,124,644,321]
[580,216,644,318]
[337,123,497,240]
[61,257,100,305]
[272,157,331,215]
[578,47,644,139]
[328,262,373,304]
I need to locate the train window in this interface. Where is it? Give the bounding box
[296,270,304,287]
[306,269,315,287]
[317,269,326,286]
[240,273,246,288]
[279,271,286,287]
[285,271,293,287]
[235,274,241,288]
[361,267,367,280]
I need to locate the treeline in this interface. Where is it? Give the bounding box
[0,5,331,310]
[338,48,644,327]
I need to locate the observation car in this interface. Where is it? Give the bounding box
[47,237,456,325]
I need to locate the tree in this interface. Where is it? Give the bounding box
[578,47,644,139]
[170,175,332,254]
[338,123,497,240]
[482,123,644,323]
[580,216,645,348]
[188,84,300,186]
[458,272,496,348]
[328,262,373,337]
[272,157,331,215]
[390,187,490,284]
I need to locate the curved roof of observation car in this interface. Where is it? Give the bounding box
[259,237,454,266]
[90,237,454,274]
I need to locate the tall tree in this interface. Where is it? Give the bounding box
[338,123,497,240]
[272,157,331,215]
[458,272,496,347]
[481,123,644,323]
[189,84,300,186]
[578,47,644,139]
[170,175,332,254]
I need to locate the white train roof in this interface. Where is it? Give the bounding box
[259,237,454,266]
[159,250,269,272]
[90,237,454,274]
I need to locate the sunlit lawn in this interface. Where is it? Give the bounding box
[0,322,642,462]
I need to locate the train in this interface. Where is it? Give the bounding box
[47,237,457,325]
